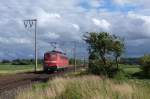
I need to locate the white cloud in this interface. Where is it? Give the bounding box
[0,0,150,58]
[49,13,61,19]
[90,0,102,8]
[113,0,150,10]
[35,8,62,27]
[44,32,60,39]
[92,18,111,30]
[113,0,137,5]
[72,24,80,31]
[127,12,150,37]
[0,37,31,44]
[128,12,150,22]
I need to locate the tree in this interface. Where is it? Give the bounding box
[84,32,124,76]
[84,32,113,65]
[112,36,124,69]
[141,55,150,75]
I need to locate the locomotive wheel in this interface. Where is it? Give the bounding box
[62,68,65,71]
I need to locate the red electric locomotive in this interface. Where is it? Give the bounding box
[43,50,69,72]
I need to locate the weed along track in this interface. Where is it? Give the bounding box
[0,66,85,95]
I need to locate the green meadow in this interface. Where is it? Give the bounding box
[0,64,42,74]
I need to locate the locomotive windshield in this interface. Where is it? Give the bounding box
[44,53,57,60]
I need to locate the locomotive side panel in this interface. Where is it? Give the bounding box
[57,54,69,68]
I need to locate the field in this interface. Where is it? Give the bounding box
[119,64,141,75]
[15,64,150,99]
[0,64,42,75]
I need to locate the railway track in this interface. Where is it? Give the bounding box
[0,66,85,94]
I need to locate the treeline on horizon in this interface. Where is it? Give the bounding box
[0,59,43,65]
[0,57,141,65]
[120,57,141,65]
[0,58,87,65]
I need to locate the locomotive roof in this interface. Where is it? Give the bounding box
[45,50,66,55]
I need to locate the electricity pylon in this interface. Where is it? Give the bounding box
[24,19,37,72]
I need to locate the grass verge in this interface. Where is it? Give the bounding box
[16,75,150,99]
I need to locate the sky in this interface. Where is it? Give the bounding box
[0,0,150,59]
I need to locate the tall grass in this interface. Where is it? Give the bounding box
[16,75,150,99]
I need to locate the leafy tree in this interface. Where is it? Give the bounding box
[84,32,113,65]
[84,32,124,76]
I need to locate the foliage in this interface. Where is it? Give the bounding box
[88,58,117,77]
[12,59,31,65]
[112,37,124,68]
[11,59,43,65]
[0,59,10,64]
[120,57,141,65]
[113,69,129,81]
[140,55,150,75]
[84,32,113,64]
[84,32,124,76]
[0,59,43,65]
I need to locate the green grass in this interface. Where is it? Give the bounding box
[0,64,42,74]
[15,64,150,99]
[124,68,141,74]
[119,64,141,74]
[16,75,150,99]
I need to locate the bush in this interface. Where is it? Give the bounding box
[113,69,129,81]
[141,55,150,75]
[1,59,10,64]
[88,52,120,77]
[12,59,30,65]
[88,59,118,77]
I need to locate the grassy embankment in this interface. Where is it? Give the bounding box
[0,64,42,75]
[15,64,150,99]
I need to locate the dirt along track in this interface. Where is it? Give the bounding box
[0,66,85,94]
